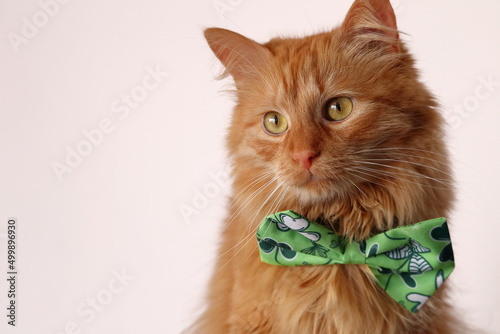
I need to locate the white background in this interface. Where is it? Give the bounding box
[1,0,499,333]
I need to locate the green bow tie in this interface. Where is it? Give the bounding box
[256,210,455,313]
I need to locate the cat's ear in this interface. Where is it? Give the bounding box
[341,0,400,52]
[204,28,272,82]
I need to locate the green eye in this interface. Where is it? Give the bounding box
[263,112,288,134]
[324,97,353,121]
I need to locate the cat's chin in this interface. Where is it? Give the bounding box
[288,175,341,204]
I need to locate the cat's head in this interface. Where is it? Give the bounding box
[204,0,450,218]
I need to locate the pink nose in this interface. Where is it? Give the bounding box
[293,150,318,171]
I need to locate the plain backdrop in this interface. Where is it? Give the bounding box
[1,0,499,333]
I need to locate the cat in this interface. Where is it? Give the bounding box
[189,0,462,333]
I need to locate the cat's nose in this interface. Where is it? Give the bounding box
[293,150,319,171]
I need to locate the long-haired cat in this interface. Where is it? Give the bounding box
[190,0,461,333]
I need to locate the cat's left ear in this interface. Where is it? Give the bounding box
[341,0,400,52]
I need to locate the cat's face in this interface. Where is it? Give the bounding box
[205,0,445,209]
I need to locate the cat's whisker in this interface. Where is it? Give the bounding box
[348,178,366,197]
[345,167,395,190]
[211,230,256,276]
[233,171,273,191]
[351,165,420,186]
[211,199,274,275]
[217,178,289,274]
[213,183,285,276]
[358,168,443,191]
[360,157,453,178]
[356,152,474,187]
[355,149,449,166]
[357,161,453,188]
[221,172,278,231]
[218,173,285,265]
[239,184,290,268]
[348,166,451,191]
[355,147,450,159]
[230,171,274,205]
[245,180,286,235]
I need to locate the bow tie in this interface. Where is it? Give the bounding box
[256,210,455,313]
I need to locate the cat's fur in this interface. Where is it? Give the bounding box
[190,0,461,333]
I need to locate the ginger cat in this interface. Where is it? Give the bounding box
[190,0,462,333]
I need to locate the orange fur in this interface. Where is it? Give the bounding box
[190,0,463,333]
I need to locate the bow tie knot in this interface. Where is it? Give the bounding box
[256,210,455,313]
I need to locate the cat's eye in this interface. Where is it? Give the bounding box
[263,112,288,135]
[324,97,353,121]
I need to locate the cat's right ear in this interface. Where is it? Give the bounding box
[341,0,400,52]
[204,28,272,82]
